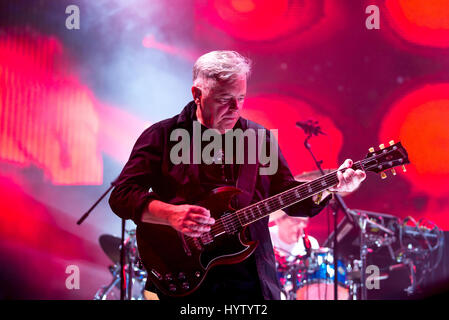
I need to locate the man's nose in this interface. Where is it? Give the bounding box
[229,98,238,109]
[229,98,241,111]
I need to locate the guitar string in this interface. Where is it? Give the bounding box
[228,160,374,230]
[189,167,346,245]
[208,160,370,234]
[187,171,342,246]
[204,166,347,237]
[187,149,402,244]
[204,161,363,237]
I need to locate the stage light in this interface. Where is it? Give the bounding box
[384,0,449,48]
[379,83,449,196]
[193,0,342,46]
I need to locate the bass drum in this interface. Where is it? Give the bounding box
[296,247,349,300]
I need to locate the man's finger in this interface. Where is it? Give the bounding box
[336,171,343,188]
[189,213,215,225]
[338,158,353,170]
[184,231,203,238]
[356,170,366,181]
[183,221,211,232]
[189,205,211,217]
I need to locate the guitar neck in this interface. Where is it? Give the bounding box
[235,161,364,227]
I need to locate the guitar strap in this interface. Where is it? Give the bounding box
[233,119,263,209]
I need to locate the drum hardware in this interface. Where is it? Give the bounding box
[76,176,133,299]
[392,217,445,296]
[349,209,398,300]
[296,119,363,299]
[275,247,350,300]
[94,230,148,300]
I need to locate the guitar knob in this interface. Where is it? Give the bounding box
[182,282,190,290]
[178,272,186,280]
[381,172,387,179]
[195,271,201,278]
[164,273,173,281]
[169,284,177,292]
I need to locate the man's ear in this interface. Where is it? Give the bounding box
[191,86,202,103]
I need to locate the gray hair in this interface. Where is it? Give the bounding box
[193,50,252,92]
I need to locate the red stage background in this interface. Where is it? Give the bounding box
[0,0,448,299]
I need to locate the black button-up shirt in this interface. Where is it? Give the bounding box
[109,101,331,300]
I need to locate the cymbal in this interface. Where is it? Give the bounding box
[99,234,122,263]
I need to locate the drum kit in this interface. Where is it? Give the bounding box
[272,170,352,300]
[272,169,445,300]
[94,229,148,300]
[275,246,351,300]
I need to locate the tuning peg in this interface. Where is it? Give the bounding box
[379,144,385,150]
[369,147,375,153]
[402,165,407,173]
[391,168,396,176]
[389,140,395,146]
[381,172,387,179]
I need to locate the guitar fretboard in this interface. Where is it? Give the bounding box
[235,161,364,227]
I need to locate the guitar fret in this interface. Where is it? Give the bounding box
[265,202,270,211]
[237,161,371,226]
[255,205,262,217]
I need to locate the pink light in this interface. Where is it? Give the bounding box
[142,34,198,61]
[384,0,449,48]
[231,0,256,13]
[379,83,449,196]
[0,29,102,185]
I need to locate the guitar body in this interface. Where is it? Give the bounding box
[136,186,258,297]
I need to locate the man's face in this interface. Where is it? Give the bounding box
[194,75,247,133]
[278,216,309,243]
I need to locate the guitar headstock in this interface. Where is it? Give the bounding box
[363,140,410,178]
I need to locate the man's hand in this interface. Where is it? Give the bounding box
[141,200,215,238]
[329,159,366,193]
[167,204,215,237]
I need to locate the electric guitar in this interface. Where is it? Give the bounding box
[136,141,410,297]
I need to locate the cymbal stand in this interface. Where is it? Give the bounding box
[302,131,356,300]
[358,213,368,300]
[76,177,129,300]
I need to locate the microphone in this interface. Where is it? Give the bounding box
[296,120,326,136]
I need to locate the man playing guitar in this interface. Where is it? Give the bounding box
[109,50,366,301]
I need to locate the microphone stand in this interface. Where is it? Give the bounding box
[76,178,128,300]
[299,123,357,300]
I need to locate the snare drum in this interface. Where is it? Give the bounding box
[296,247,349,300]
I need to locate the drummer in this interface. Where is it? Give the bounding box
[269,210,319,258]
